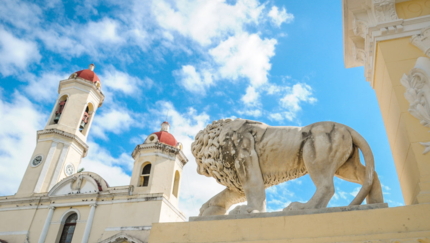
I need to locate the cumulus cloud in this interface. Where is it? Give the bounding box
[268,6,294,27]
[92,108,135,140]
[37,18,125,57]
[152,0,263,46]
[238,108,262,118]
[174,65,214,94]
[0,27,41,76]
[0,0,42,30]
[23,71,68,102]
[209,33,277,87]
[0,91,46,196]
[279,83,317,121]
[241,86,260,106]
[177,33,277,97]
[80,142,132,186]
[101,67,153,97]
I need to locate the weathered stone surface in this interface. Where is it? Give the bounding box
[192,119,384,216]
[190,203,388,221]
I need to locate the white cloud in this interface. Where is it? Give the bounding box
[80,142,132,186]
[279,83,317,121]
[209,33,277,87]
[0,27,41,76]
[101,67,153,96]
[268,6,294,27]
[92,108,135,139]
[0,91,46,196]
[238,108,262,118]
[23,71,68,102]
[152,0,264,46]
[269,113,283,121]
[84,18,124,44]
[175,65,213,94]
[32,17,126,59]
[0,0,41,31]
[241,86,260,106]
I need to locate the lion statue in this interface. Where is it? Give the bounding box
[191,118,384,216]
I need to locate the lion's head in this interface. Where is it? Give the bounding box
[191,119,243,192]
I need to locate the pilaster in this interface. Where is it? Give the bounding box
[343,0,430,205]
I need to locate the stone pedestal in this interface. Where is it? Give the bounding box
[149,204,430,243]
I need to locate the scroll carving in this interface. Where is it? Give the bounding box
[411,27,430,57]
[400,57,430,154]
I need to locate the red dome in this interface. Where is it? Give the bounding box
[75,69,100,83]
[152,131,177,147]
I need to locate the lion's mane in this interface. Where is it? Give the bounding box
[191,119,244,192]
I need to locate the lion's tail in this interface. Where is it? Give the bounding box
[348,127,375,206]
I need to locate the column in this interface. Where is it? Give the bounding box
[38,206,55,243]
[81,203,96,243]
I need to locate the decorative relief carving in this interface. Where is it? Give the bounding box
[355,46,367,65]
[411,27,430,57]
[353,19,368,39]
[373,0,399,23]
[98,232,144,243]
[400,57,430,154]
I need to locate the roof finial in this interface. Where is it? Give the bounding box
[88,64,95,71]
[161,121,170,132]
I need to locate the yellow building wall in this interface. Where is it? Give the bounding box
[396,0,430,19]
[373,37,430,205]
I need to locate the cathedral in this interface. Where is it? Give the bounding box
[2,0,430,242]
[0,65,187,243]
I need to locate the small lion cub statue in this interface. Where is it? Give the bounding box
[191,119,384,216]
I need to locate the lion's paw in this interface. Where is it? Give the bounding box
[283,202,307,211]
[228,205,260,215]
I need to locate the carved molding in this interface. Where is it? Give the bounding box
[132,142,188,165]
[59,78,105,107]
[98,232,144,243]
[342,0,430,84]
[400,57,430,154]
[373,0,399,23]
[411,27,430,57]
[37,128,89,157]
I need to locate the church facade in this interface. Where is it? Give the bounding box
[2,0,430,242]
[0,65,187,243]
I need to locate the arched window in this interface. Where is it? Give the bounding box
[172,170,180,198]
[59,213,77,243]
[140,163,151,187]
[50,95,68,125]
[80,103,94,135]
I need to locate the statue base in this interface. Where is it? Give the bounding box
[149,204,430,243]
[190,203,388,221]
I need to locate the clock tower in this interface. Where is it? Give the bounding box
[16,64,104,197]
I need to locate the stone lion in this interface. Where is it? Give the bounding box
[191,119,383,216]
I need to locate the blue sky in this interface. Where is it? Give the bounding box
[0,0,404,217]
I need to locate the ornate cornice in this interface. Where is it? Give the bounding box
[400,57,430,154]
[343,0,430,85]
[132,142,188,165]
[37,128,89,157]
[58,78,105,107]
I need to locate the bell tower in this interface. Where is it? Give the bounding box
[130,122,188,207]
[16,64,104,197]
